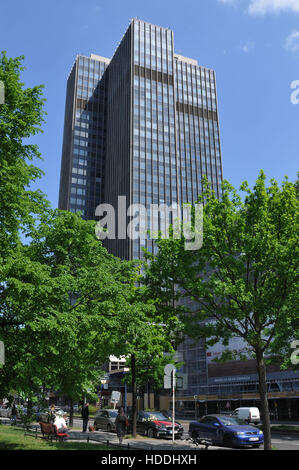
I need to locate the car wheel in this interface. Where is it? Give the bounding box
[191,431,198,439]
[223,433,233,448]
[147,428,156,438]
[253,444,260,448]
[107,424,112,433]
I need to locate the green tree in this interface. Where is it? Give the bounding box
[0,52,49,261]
[0,52,174,432]
[0,210,139,413]
[105,274,175,438]
[144,172,299,450]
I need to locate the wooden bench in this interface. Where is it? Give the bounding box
[39,422,69,441]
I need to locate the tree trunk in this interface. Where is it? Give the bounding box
[27,399,33,414]
[255,347,272,450]
[131,353,137,438]
[147,382,150,410]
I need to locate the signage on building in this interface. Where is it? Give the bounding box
[209,375,255,384]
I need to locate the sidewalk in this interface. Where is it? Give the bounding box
[65,430,217,451]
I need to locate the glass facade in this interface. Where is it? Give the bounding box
[127,20,223,261]
[131,21,177,260]
[59,19,224,399]
[59,54,109,220]
[174,58,222,205]
[59,20,223,261]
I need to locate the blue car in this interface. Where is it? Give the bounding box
[189,414,264,448]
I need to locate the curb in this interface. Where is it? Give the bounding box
[270,428,299,435]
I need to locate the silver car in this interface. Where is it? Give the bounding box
[94,409,118,432]
[0,406,11,418]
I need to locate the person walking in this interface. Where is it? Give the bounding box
[115,406,128,445]
[11,402,17,425]
[49,404,56,423]
[81,402,89,432]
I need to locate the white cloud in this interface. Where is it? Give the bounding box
[248,0,299,14]
[240,41,256,52]
[285,30,299,52]
[217,0,240,6]
[217,0,299,14]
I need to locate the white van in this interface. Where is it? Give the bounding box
[231,407,260,424]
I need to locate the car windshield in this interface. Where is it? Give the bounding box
[217,416,246,426]
[108,411,118,417]
[145,412,170,421]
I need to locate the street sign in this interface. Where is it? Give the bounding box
[164,375,172,389]
[111,390,121,403]
[164,363,175,376]
[164,363,176,389]
[0,341,4,365]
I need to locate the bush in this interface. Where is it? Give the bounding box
[17,406,35,430]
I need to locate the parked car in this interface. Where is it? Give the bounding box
[94,409,118,432]
[231,407,260,424]
[0,405,11,418]
[128,411,184,439]
[189,414,264,448]
[39,407,68,424]
[59,405,70,412]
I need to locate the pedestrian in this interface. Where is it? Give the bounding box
[115,406,128,445]
[81,402,89,432]
[54,410,69,433]
[11,402,17,425]
[49,404,56,423]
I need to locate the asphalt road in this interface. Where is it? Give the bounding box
[268,433,299,451]
[71,417,299,450]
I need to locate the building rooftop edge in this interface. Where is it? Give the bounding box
[90,53,111,64]
[130,17,173,31]
[174,53,198,66]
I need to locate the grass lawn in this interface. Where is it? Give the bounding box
[0,425,116,450]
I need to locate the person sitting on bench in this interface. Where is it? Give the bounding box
[54,410,68,433]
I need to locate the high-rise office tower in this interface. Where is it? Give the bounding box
[59,18,223,398]
[59,19,222,259]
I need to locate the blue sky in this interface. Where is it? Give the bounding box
[1,0,298,208]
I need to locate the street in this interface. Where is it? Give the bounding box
[71,417,299,451]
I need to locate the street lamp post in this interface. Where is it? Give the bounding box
[172,369,175,444]
[164,364,176,444]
